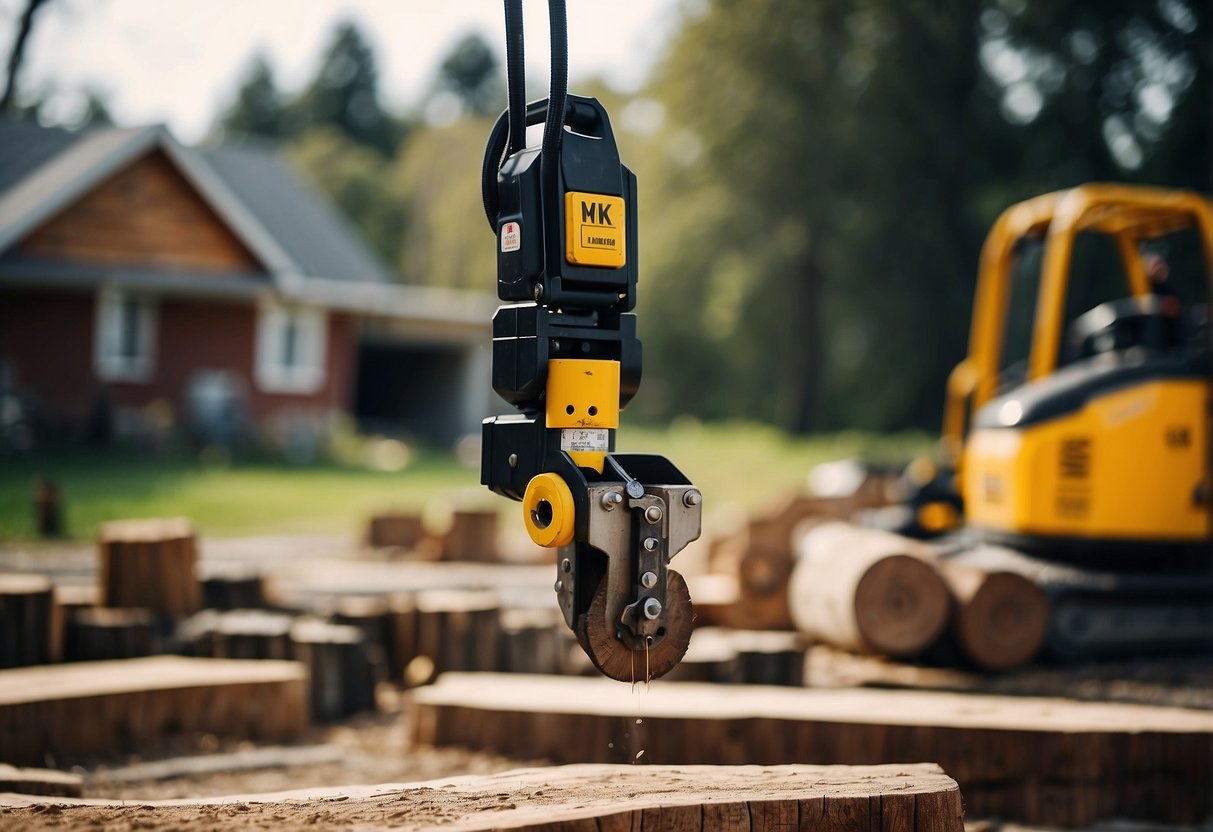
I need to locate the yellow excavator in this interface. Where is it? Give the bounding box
[896,183,1212,656]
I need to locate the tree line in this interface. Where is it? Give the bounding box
[6,1,1207,434]
[228,1,1212,433]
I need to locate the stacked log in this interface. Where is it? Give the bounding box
[98,518,200,617]
[790,523,951,658]
[937,562,1049,670]
[412,672,1213,827]
[707,481,897,631]
[0,573,57,667]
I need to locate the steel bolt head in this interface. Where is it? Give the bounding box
[601,491,623,510]
[644,505,663,524]
[643,537,659,552]
[533,284,544,301]
[683,490,702,507]
[507,453,518,469]
[561,558,571,573]
[643,598,662,620]
[640,571,658,589]
[553,580,563,593]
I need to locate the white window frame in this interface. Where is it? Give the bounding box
[254,301,327,395]
[94,286,157,383]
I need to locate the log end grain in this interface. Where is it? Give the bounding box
[854,553,951,657]
[950,570,1050,671]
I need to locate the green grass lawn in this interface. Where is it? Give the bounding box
[0,423,930,542]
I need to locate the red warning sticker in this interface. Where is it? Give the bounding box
[501,221,521,253]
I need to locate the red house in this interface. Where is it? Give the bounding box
[0,121,493,448]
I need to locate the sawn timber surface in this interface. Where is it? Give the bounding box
[410,673,1213,827]
[0,763,964,832]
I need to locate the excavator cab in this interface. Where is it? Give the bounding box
[943,184,1212,566]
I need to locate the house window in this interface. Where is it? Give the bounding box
[255,302,327,394]
[94,287,156,382]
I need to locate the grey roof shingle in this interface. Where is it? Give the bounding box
[200,142,394,284]
[0,120,87,194]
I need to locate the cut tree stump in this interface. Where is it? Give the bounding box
[200,572,266,610]
[290,619,379,720]
[414,589,501,677]
[498,606,565,675]
[411,672,1213,827]
[366,512,426,549]
[98,517,201,617]
[0,656,308,766]
[0,573,57,667]
[440,509,499,562]
[62,606,157,662]
[0,763,965,832]
[789,522,950,657]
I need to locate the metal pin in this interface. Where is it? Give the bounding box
[561,558,571,573]
[643,598,662,619]
[553,580,563,593]
[601,491,623,510]
[640,571,657,589]
[683,490,702,507]
[643,537,659,552]
[533,284,544,301]
[507,453,518,469]
[644,506,662,524]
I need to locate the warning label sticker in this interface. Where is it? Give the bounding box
[560,428,609,453]
[500,221,521,253]
[564,191,625,268]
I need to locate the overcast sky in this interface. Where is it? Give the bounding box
[0,0,682,142]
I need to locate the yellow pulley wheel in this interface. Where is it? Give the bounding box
[522,473,576,548]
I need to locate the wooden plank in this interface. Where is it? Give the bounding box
[0,656,308,765]
[0,764,83,798]
[0,763,963,832]
[410,673,1213,827]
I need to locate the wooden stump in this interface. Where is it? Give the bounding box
[938,562,1050,671]
[440,510,499,562]
[789,522,950,657]
[98,518,200,617]
[411,672,1213,827]
[366,512,426,549]
[63,607,157,662]
[0,573,57,667]
[498,606,568,675]
[290,619,379,720]
[0,764,965,832]
[0,656,308,766]
[414,589,501,677]
[200,572,266,610]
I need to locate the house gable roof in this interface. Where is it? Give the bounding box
[0,121,392,285]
